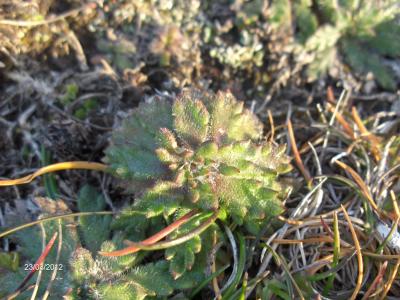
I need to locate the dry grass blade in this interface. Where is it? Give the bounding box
[267,109,275,141]
[287,119,312,184]
[277,199,353,226]
[390,190,400,218]
[320,216,334,238]
[272,236,333,244]
[351,106,381,161]
[362,252,400,260]
[379,259,400,300]
[326,86,336,104]
[30,223,47,300]
[211,231,221,299]
[341,205,363,300]
[335,160,381,216]
[277,215,304,225]
[42,220,63,300]
[332,212,340,269]
[324,211,341,293]
[327,103,355,138]
[12,232,58,297]
[3,285,35,300]
[361,261,387,300]
[0,162,108,186]
[264,244,305,300]
[0,211,114,239]
[306,251,354,275]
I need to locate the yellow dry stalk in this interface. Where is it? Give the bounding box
[341,205,363,300]
[0,161,108,187]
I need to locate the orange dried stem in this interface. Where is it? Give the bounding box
[379,259,400,300]
[298,133,324,154]
[306,252,342,275]
[335,160,382,216]
[308,248,400,261]
[277,215,304,225]
[363,252,400,260]
[106,210,218,253]
[0,161,108,187]
[267,109,275,141]
[272,236,333,244]
[327,103,355,138]
[341,205,363,300]
[361,261,387,300]
[16,232,58,292]
[99,209,198,257]
[278,195,352,226]
[320,216,334,238]
[390,190,400,219]
[326,86,336,104]
[346,140,361,156]
[287,119,312,184]
[351,106,381,161]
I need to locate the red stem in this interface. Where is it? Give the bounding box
[100,209,198,257]
[16,232,58,292]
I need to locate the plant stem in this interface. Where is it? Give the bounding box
[100,210,218,256]
[0,211,114,238]
[0,161,108,186]
[15,232,58,293]
[99,209,199,257]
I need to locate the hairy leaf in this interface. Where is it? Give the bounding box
[103,89,292,297]
[173,91,210,146]
[77,185,111,253]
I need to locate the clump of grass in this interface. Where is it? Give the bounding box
[253,89,400,298]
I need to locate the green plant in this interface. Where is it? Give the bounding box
[73,98,98,120]
[105,89,291,229]
[60,83,79,106]
[0,191,96,295]
[103,89,291,284]
[0,89,292,299]
[204,0,267,74]
[269,0,400,89]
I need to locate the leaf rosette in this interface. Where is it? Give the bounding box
[105,89,291,226]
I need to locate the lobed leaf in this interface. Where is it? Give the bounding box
[135,181,185,218]
[125,261,174,296]
[341,38,397,90]
[173,91,210,146]
[165,236,201,279]
[105,99,173,183]
[205,90,263,143]
[77,185,111,253]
